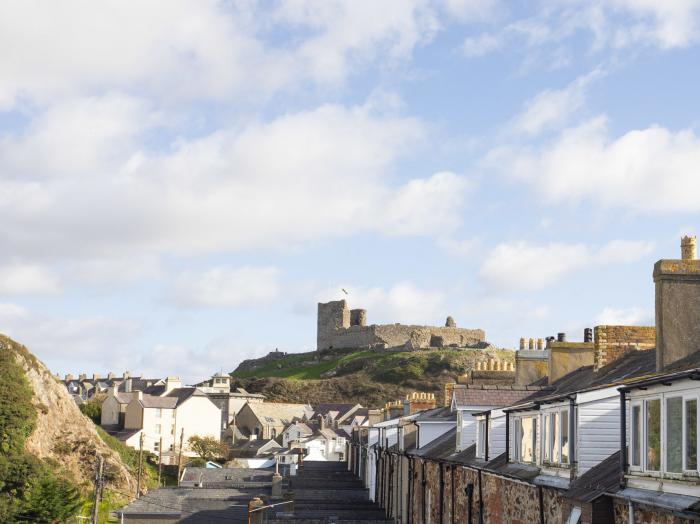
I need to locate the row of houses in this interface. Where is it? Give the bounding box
[349,238,700,523]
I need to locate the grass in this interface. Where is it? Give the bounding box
[232,348,512,383]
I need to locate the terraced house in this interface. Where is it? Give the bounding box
[350,237,700,523]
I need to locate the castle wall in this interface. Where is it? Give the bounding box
[325,323,485,350]
[317,300,350,350]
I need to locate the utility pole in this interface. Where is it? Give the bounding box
[158,436,163,487]
[136,432,144,499]
[91,454,103,524]
[176,428,185,485]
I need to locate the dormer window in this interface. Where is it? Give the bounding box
[629,391,699,476]
[541,408,570,467]
[513,416,537,464]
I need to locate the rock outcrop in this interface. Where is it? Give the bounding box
[2,335,136,495]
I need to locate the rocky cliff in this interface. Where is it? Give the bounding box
[3,335,136,495]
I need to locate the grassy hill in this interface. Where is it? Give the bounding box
[231,346,514,407]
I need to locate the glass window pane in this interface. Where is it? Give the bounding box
[686,399,697,470]
[514,419,521,461]
[562,410,569,464]
[667,397,683,473]
[646,399,661,471]
[521,418,534,463]
[552,413,560,463]
[543,415,549,461]
[631,405,641,466]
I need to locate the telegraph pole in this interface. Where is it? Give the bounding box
[136,432,144,498]
[177,428,185,485]
[91,454,104,524]
[158,436,163,486]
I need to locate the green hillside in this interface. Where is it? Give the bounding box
[231,347,514,407]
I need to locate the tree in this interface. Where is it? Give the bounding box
[187,436,228,462]
[79,400,102,424]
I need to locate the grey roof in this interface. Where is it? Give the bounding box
[452,384,540,409]
[414,406,457,422]
[138,387,211,409]
[180,467,273,486]
[244,402,312,427]
[409,427,457,459]
[565,451,621,503]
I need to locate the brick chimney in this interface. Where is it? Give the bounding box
[654,236,700,370]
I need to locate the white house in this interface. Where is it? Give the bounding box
[121,387,222,463]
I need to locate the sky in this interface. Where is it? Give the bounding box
[2,0,700,383]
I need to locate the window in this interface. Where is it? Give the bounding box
[631,405,642,466]
[477,419,486,458]
[155,424,162,435]
[271,429,277,439]
[514,416,536,463]
[561,410,569,465]
[686,399,697,470]
[542,408,572,467]
[551,412,560,463]
[154,441,160,452]
[646,399,661,471]
[667,397,683,473]
[543,415,549,462]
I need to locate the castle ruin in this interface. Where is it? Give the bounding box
[317,300,485,351]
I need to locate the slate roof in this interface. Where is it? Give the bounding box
[287,422,313,436]
[452,384,541,409]
[414,406,457,422]
[409,427,458,459]
[139,387,212,409]
[505,348,658,410]
[565,451,621,503]
[245,402,312,426]
[180,467,273,486]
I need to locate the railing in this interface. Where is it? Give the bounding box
[248,499,294,524]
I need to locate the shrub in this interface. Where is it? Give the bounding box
[79,400,102,424]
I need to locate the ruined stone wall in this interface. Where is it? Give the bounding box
[613,499,696,524]
[317,300,350,350]
[594,325,656,371]
[326,323,485,350]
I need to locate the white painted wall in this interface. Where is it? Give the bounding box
[417,422,454,448]
[489,411,507,458]
[177,395,223,456]
[142,407,176,453]
[577,388,620,475]
[457,410,478,451]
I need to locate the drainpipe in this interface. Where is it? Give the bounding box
[408,457,414,524]
[422,461,427,524]
[477,469,483,524]
[466,483,474,524]
[538,485,544,524]
[439,462,444,524]
[620,390,628,487]
[569,396,576,479]
[484,412,490,462]
[505,411,510,463]
[451,464,455,524]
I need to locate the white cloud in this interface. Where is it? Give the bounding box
[479,239,654,291]
[0,263,60,295]
[510,69,604,135]
[611,0,700,49]
[461,32,504,56]
[170,266,281,308]
[0,0,443,109]
[0,98,470,259]
[441,0,504,23]
[596,305,653,325]
[498,116,700,213]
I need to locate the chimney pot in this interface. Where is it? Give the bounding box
[537,338,544,351]
[528,338,535,350]
[681,235,697,260]
[557,332,566,342]
[584,328,593,343]
[519,337,525,350]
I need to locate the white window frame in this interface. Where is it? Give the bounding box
[628,389,700,477]
[476,419,486,458]
[512,414,537,464]
[540,405,572,468]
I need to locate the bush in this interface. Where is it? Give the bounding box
[0,347,84,523]
[79,400,102,424]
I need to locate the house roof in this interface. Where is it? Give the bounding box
[414,406,457,422]
[313,403,360,421]
[287,422,313,436]
[230,438,284,458]
[115,392,136,404]
[180,467,273,485]
[245,402,312,427]
[409,427,458,459]
[505,348,658,411]
[452,384,541,409]
[139,387,211,409]
[565,451,621,503]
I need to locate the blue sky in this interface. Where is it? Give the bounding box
[1,0,700,383]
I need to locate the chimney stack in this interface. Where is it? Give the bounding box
[123,371,130,380]
[125,378,133,392]
[584,328,593,343]
[654,235,700,370]
[107,372,114,380]
[92,373,100,382]
[65,373,74,382]
[79,373,86,381]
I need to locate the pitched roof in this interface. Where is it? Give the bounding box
[139,387,211,409]
[409,427,458,459]
[287,422,313,436]
[313,403,360,421]
[245,402,312,426]
[452,384,541,409]
[565,451,621,503]
[414,406,457,422]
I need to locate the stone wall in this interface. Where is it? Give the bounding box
[613,499,696,524]
[317,300,485,351]
[594,325,656,371]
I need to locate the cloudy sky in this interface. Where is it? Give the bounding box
[2,0,700,383]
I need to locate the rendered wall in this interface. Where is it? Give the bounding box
[654,259,700,370]
[515,350,548,385]
[548,342,595,383]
